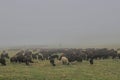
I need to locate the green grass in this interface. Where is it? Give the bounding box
[0,59,120,80]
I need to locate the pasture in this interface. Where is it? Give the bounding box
[0,50,120,80]
[0,58,120,80]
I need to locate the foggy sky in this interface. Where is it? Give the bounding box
[0,0,120,48]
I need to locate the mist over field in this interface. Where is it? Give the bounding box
[0,0,120,48]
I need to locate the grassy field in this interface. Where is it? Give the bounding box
[0,58,120,80]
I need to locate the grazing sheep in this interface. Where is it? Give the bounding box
[0,58,6,66]
[48,55,56,66]
[61,56,69,65]
[89,58,94,65]
[10,56,17,63]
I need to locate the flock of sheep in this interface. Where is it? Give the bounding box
[0,48,120,66]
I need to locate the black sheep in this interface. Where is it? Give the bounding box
[89,58,94,65]
[49,55,56,66]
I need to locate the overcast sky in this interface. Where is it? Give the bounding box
[0,0,120,48]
